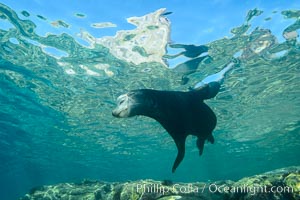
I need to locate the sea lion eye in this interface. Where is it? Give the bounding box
[119,99,125,104]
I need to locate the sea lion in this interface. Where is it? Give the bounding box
[112,82,220,173]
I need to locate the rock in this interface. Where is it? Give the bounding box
[284,173,300,199]
[20,166,300,200]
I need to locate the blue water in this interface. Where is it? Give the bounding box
[0,1,300,199]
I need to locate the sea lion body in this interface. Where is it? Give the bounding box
[112,82,220,172]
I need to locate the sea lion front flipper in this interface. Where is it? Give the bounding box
[172,136,186,173]
[196,137,205,156]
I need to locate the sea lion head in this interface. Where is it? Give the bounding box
[112,90,155,118]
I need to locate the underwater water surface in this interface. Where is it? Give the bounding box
[0,1,299,199]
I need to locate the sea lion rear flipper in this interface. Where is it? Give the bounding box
[207,134,215,144]
[172,137,186,173]
[205,82,221,99]
[196,138,205,156]
[193,82,220,99]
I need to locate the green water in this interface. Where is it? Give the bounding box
[0,3,299,199]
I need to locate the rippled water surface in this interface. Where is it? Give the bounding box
[0,1,299,199]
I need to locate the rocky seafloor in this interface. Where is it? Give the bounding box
[21,166,300,200]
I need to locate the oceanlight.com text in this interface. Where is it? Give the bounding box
[208,183,293,195]
[135,183,293,196]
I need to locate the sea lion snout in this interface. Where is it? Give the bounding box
[112,109,122,117]
[112,92,137,118]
